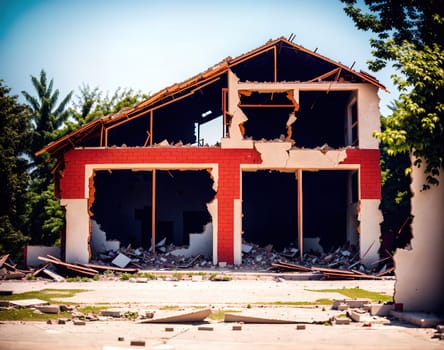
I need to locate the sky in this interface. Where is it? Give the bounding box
[0,0,396,117]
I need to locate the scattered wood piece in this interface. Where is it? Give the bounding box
[42,268,66,282]
[0,254,9,268]
[38,256,98,277]
[375,266,395,277]
[272,261,311,272]
[178,255,201,269]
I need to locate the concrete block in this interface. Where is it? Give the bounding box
[368,303,394,316]
[337,303,349,311]
[198,326,214,331]
[73,320,86,325]
[112,253,131,268]
[391,311,444,328]
[334,317,351,325]
[349,309,370,322]
[99,310,121,317]
[35,305,60,314]
[130,340,146,346]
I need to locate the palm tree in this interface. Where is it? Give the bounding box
[22,70,73,245]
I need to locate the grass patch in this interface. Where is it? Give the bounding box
[258,299,333,306]
[137,272,157,280]
[160,305,180,310]
[77,305,109,314]
[208,309,241,321]
[0,308,72,321]
[306,287,393,303]
[0,289,87,304]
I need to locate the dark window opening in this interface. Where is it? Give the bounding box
[293,91,353,148]
[303,170,356,252]
[90,169,215,252]
[242,171,298,250]
[239,92,295,140]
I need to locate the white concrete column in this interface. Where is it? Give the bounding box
[394,163,444,313]
[357,85,380,149]
[60,198,90,264]
[233,199,242,265]
[359,199,382,266]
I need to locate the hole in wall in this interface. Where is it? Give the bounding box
[90,169,215,255]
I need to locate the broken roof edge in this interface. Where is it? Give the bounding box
[37,36,387,157]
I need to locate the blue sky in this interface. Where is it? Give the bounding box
[0,0,396,116]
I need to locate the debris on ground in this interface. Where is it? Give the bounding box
[1,237,394,281]
[0,254,28,280]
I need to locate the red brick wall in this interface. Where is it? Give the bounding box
[59,147,380,263]
[60,147,262,263]
[342,149,381,199]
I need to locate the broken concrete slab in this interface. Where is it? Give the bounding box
[224,308,338,324]
[9,299,48,308]
[35,305,60,314]
[137,308,211,324]
[366,303,394,316]
[390,311,444,328]
[42,268,66,282]
[333,299,371,309]
[112,253,131,268]
[99,310,122,317]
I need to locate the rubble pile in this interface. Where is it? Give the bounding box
[0,254,28,280]
[1,238,393,281]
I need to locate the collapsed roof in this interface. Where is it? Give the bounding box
[37,36,386,159]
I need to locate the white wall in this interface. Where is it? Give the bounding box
[359,199,382,266]
[61,198,90,264]
[394,162,444,313]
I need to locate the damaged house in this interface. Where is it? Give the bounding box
[38,37,386,266]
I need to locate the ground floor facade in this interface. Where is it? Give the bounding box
[58,145,381,266]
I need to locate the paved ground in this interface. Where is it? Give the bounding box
[0,275,442,350]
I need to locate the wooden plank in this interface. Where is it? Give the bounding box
[375,266,395,277]
[38,256,99,276]
[272,262,311,272]
[0,254,9,268]
[81,263,138,273]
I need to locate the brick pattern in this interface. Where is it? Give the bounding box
[60,148,262,263]
[59,147,380,263]
[342,149,381,199]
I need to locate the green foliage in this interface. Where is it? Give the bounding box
[67,85,147,131]
[379,117,412,248]
[0,81,31,258]
[22,70,73,245]
[0,288,86,303]
[0,308,71,321]
[120,272,133,280]
[308,287,393,303]
[342,0,444,188]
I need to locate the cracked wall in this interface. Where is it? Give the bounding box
[394,161,444,313]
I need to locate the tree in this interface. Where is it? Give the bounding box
[342,0,444,189]
[67,85,147,131]
[0,81,31,258]
[22,70,73,245]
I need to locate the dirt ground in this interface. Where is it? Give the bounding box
[0,275,442,350]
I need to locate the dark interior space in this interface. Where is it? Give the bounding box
[242,171,298,250]
[303,170,351,252]
[293,91,352,148]
[91,169,215,249]
[240,92,295,140]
